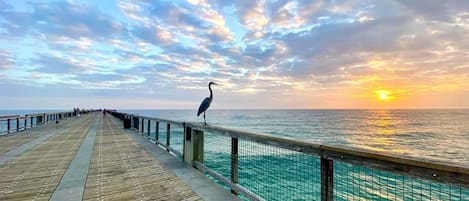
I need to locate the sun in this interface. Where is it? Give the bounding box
[379,92,389,100]
[374,90,392,101]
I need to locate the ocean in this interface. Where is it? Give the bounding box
[1,109,468,200]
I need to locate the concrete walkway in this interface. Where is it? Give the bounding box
[50,117,100,201]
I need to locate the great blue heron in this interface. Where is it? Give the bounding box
[197,81,218,125]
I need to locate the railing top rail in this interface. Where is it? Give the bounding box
[321,144,468,173]
[0,115,20,119]
[26,111,73,116]
[0,111,74,120]
[130,114,185,127]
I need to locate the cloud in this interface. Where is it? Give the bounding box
[0,1,123,40]
[132,25,177,46]
[32,54,83,74]
[396,0,469,22]
[0,50,11,70]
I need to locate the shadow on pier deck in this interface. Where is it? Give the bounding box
[0,113,235,201]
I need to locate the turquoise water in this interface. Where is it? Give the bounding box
[124,109,469,201]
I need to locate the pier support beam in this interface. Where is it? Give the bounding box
[183,127,204,166]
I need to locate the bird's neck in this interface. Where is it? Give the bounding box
[209,84,213,100]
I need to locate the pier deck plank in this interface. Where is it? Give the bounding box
[82,115,201,201]
[0,114,203,201]
[0,115,96,201]
[0,117,78,156]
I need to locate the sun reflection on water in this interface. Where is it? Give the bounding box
[346,110,409,154]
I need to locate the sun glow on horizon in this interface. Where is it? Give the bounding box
[374,90,393,101]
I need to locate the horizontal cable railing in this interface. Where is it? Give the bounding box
[109,111,469,201]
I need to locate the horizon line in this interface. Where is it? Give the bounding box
[1,107,469,110]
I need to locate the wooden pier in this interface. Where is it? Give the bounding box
[1,111,468,201]
[0,113,208,201]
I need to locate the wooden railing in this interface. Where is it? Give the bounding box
[109,111,469,201]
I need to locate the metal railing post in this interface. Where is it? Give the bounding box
[134,117,138,130]
[182,123,186,159]
[30,116,33,128]
[147,119,151,137]
[231,137,239,195]
[16,118,19,132]
[155,121,159,144]
[135,117,138,130]
[141,118,144,134]
[166,123,170,151]
[7,119,10,133]
[24,118,27,130]
[321,157,334,201]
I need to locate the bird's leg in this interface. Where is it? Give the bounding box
[204,112,207,125]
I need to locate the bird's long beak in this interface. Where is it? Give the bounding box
[213,82,219,85]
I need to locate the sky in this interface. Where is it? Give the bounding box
[0,0,468,109]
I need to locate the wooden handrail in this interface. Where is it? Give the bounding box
[0,115,20,119]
